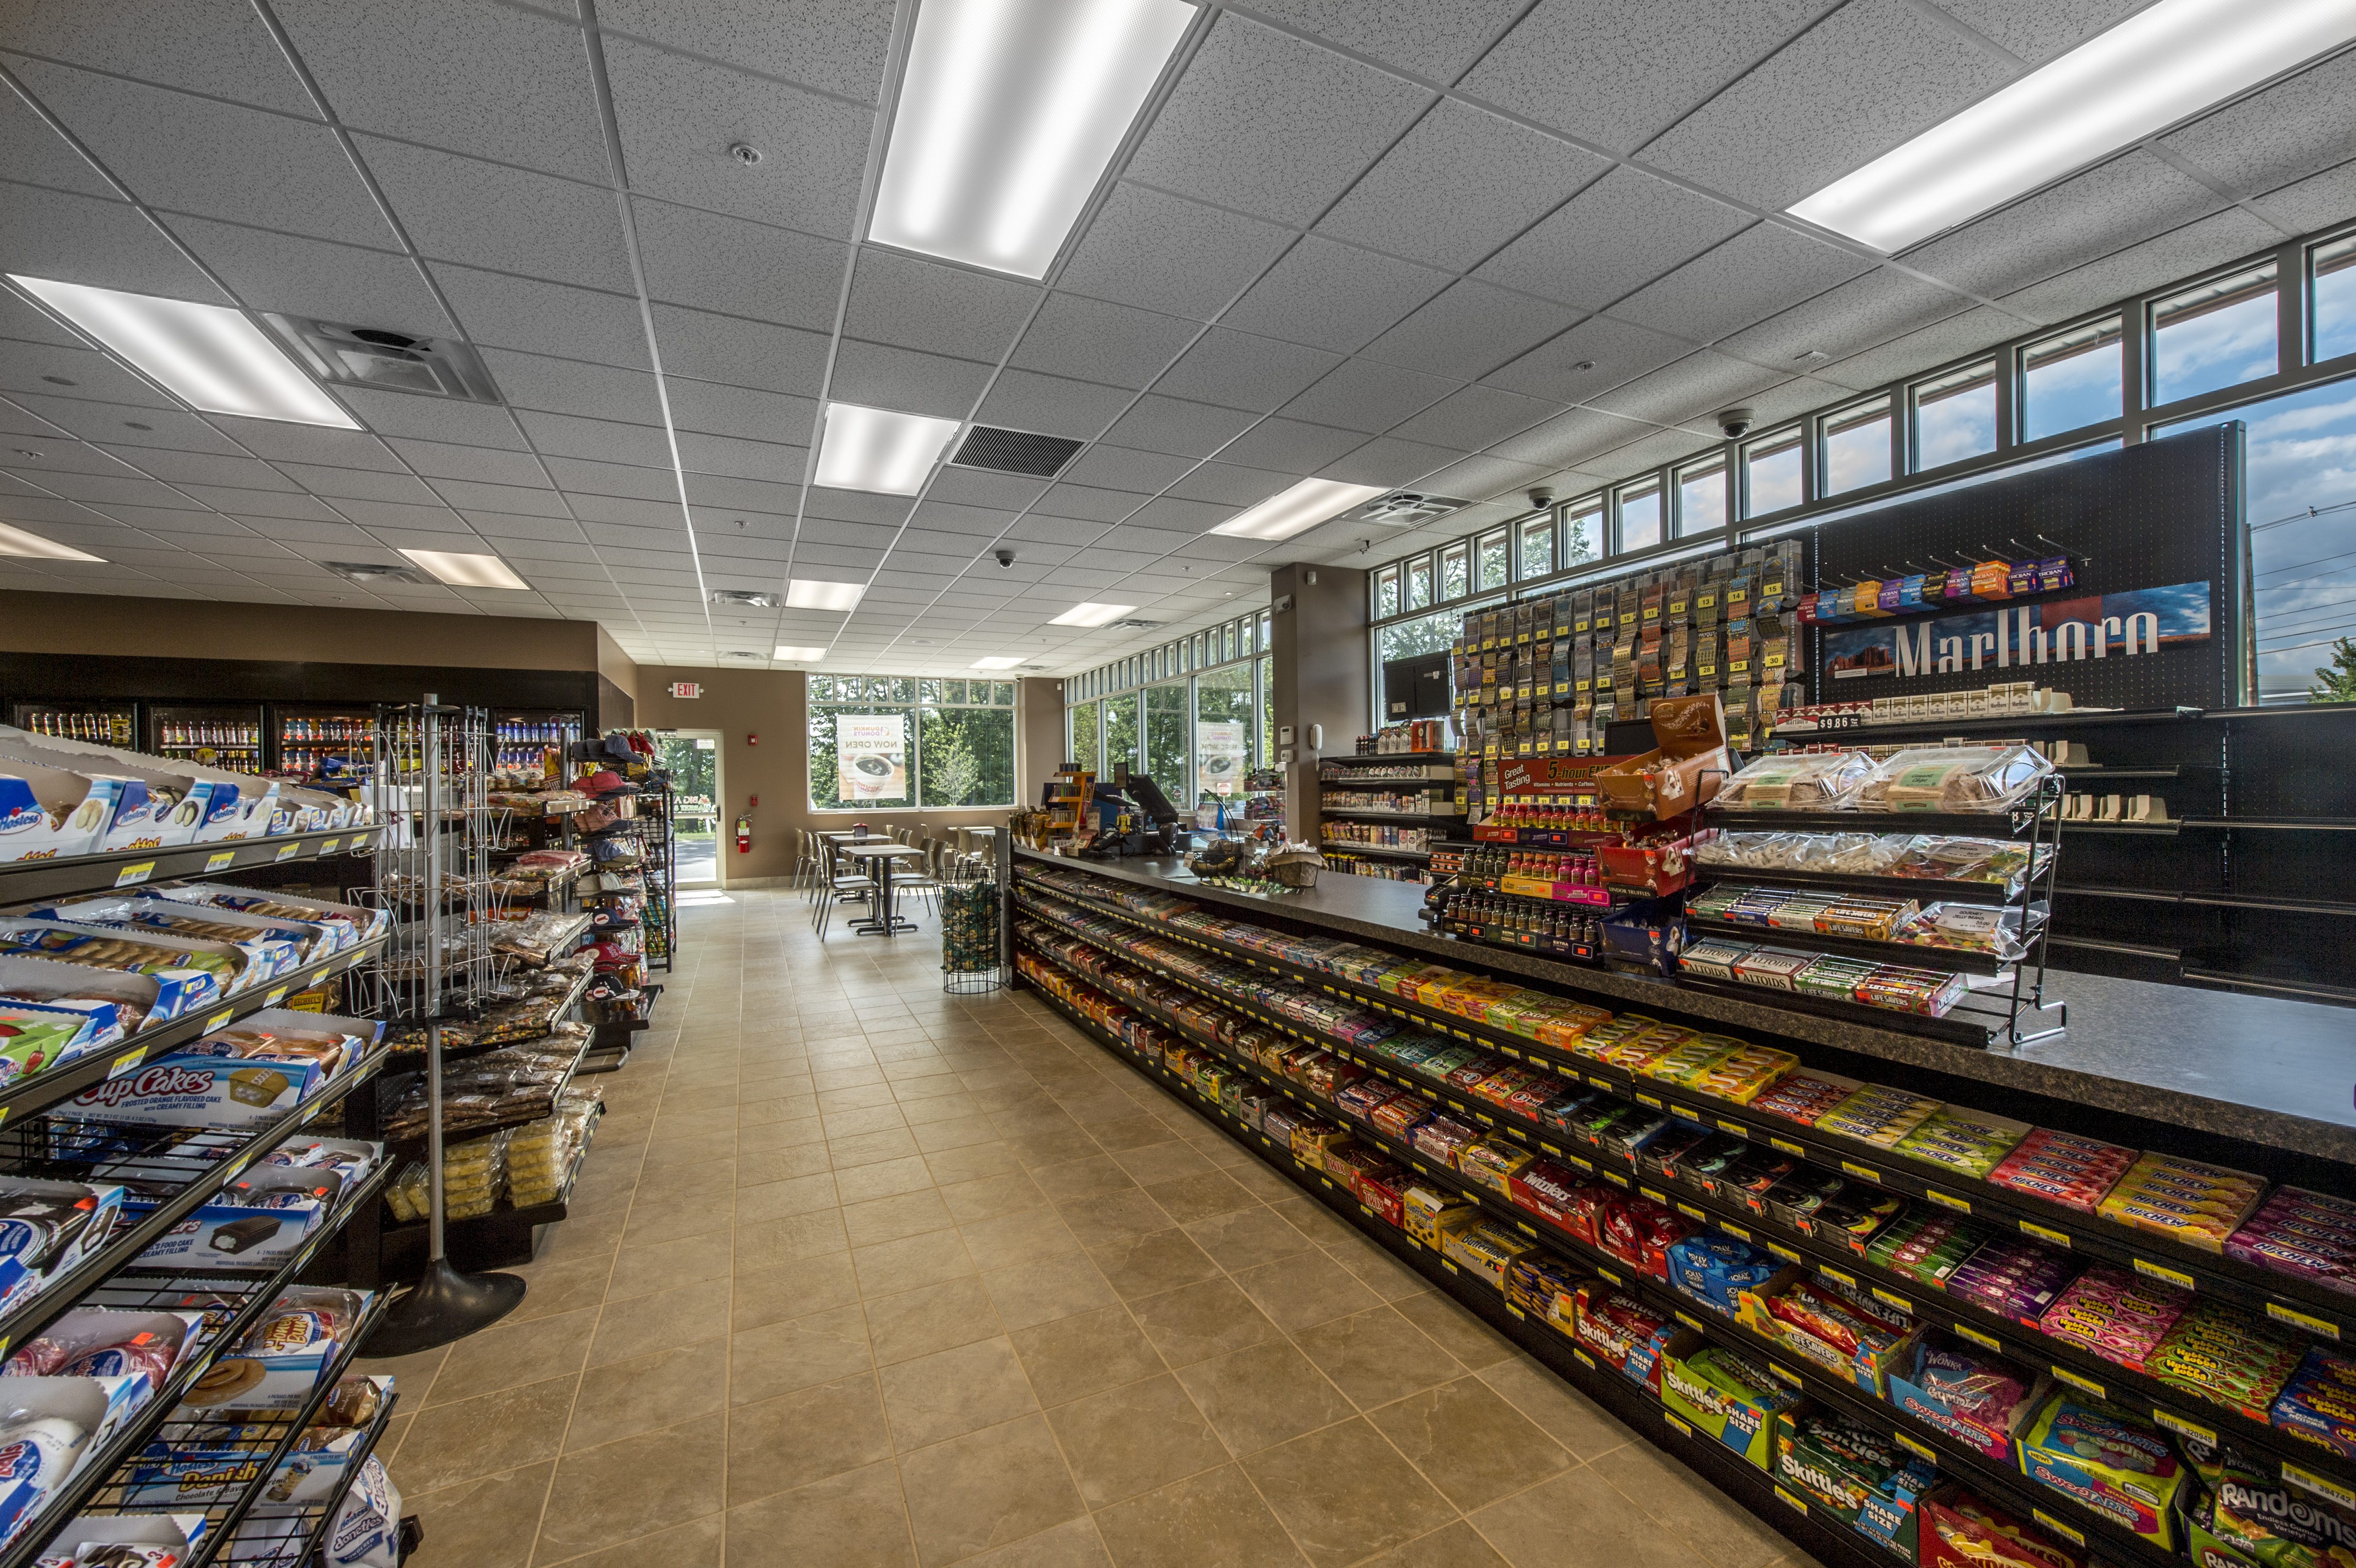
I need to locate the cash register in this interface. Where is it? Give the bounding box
[1071,769,1182,858]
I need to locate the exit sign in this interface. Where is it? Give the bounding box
[669,682,701,698]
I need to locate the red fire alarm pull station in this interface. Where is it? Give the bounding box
[747,732,758,746]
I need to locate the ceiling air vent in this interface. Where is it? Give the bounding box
[710,589,781,609]
[1114,618,1161,630]
[719,650,769,663]
[949,425,1084,479]
[322,560,427,584]
[265,316,502,403]
[1350,491,1470,527]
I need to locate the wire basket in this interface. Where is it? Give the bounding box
[1264,847,1327,888]
[940,878,1005,992]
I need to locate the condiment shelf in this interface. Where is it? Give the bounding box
[0,936,385,1127]
[0,1158,392,1568]
[1014,869,2356,1360]
[0,828,383,906]
[65,1286,393,1568]
[1014,931,2188,1568]
[0,1041,390,1361]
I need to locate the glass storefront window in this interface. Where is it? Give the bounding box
[1822,396,1892,494]
[1194,664,1254,807]
[1518,513,1553,579]
[2023,316,2123,440]
[2151,264,2277,406]
[1675,460,1724,537]
[1068,699,1100,773]
[1102,692,1139,776]
[1476,529,1510,591]
[1616,480,1661,552]
[1143,682,1189,793]
[2316,236,2356,363]
[1913,361,1997,469]
[1563,501,1602,567]
[1440,541,1470,601]
[1744,428,1803,515]
[1406,554,1433,609]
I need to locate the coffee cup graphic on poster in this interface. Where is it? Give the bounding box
[835,713,907,802]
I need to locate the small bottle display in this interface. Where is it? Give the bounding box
[278,712,378,776]
[493,714,581,773]
[16,707,133,746]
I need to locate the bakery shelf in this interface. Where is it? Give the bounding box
[2181,817,2356,831]
[1681,907,2037,978]
[0,1159,393,1568]
[2058,821,2181,836]
[0,827,383,907]
[202,1383,398,1568]
[1017,943,2184,1568]
[1685,863,2026,906]
[388,1029,595,1152]
[0,935,386,1128]
[0,1040,391,1364]
[1666,970,2030,1051]
[1704,806,2043,836]
[1013,869,2356,1345]
[65,1285,394,1568]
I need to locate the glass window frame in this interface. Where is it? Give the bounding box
[1516,511,1554,580]
[1909,359,1999,474]
[1474,527,1511,592]
[1740,426,1806,519]
[1673,456,1727,539]
[1612,477,1662,555]
[2312,234,2356,365]
[2020,313,2126,443]
[1439,539,1471,602]
[2148,261,2280,409]
[1819,393,1895,497]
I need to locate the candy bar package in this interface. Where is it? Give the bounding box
[1444,1221,1536,1290]
[2183,1440,2356,1568]
[1917,1486,2086,1568]
[1505,1253,1582,1332]
[1814,1084,1941,1148]
[1947,1236,2078,1324]
[1403,1186,1478,1251]
[2270,1344,2356,1460]
[2017,1391,2185,1546]
[1987,1129,2135,1213]
[2036,1263,2189,1370]
[1887,1334,2043,1460]
[2146,1297,2304,1417]
[2227,1186,2356,1296]
[1751,1067,1861,1127]
[1894,1109,2031,1180]
[1571,1284,1675,1394]
[2096,1151,2265,1253]
[1773,1404,1935,1559]
[1743,1274,1917,1394]
[1678,940,1750,981]
[183,1286,367,1412]
[1666,1232,1778,1316]
[1866,1211,1987,1291]
[0,1180,125,1318]
[1895,903,2027,961]
[1457,1139,1534,1199]
[1662,1338,1797,1468]
[1688,1043,1798,1104]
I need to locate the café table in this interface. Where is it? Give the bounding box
[840,842,922,935]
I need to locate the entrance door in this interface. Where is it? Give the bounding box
[657,731,721,887]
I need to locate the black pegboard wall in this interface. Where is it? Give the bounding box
[1804,425,2245,711]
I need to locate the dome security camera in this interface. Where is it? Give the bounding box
[993,548,1015,568]
[1718,407,1756,438]
[1527,487,1555,510]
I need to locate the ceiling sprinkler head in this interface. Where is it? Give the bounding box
[729,142,763,165]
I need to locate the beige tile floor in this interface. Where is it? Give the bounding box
[358,887,1828,1568]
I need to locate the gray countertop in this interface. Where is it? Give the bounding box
[1014,847,2356,1166]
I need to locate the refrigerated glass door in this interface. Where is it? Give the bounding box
[148,704,264,771]
[9,700,135,747]
[274,705,379,777]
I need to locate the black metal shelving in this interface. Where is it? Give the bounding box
[0,827,382,907]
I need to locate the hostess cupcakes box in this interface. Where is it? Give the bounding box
[54,1010,378,1129]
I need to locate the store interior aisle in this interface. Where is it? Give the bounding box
[355,890,1821,1568]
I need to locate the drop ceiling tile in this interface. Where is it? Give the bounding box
[793,543,881,569]
[1317,434,1456,488]
[971,369,1126,441]
[357,136,634,294]
[1163,462,1290,508]
[1034,483,1148,524]
[1612,224,1872,346]
[826,340,992,421]
[1099,395,1259,459]
[1585,350,1785,430]
[4,396,237,453]
[927,469,1050,511]
[1399,452,1556,504]
[1057,183,1294,323]
[203,420,404,469]
[1459,0,1826,153]
[0,81,111,199]
[1126,13,1431,225]
[0,0,312,113]
[511,409,675,468]
[1932,0,2158,65]
[1007,294,1196,391]
[1997,208,2283,325]
[800,516,896,551]
[1361,279,1582,381]
[427,263,645,368]
[272,0,607,181]
[0,182,231,304]
[385,439,550,487]
[427,477,572,516]
[1151,328,1343,415]
[480,347,663,425]
[595,0,893,101]
[1386,384,1563,452]
[675,431,807,484]
[1053,445,1184,494]
[1097,523,1195,555]
[160,220,454,345]
[1640,0,2017,212]
[1319,99,1608,272]
[1483,406,1644,468]
[664,379,818,445]
[1172,533,1266,562]
[1127,496,1235,535]
[909,500,1015,537]
[543,458,675,503]
[1003,514,1106,547]
[1212,416,1366,474]
[458,509,587,542]
[1473,167,1752,314]
[268,462,441,503]
[2163,51,2356,201]
[1278,359,1456,435]
[2255,155,2356,236]
[1900,151,2226,302]
[159,483,342,520]
[603,38,869,238]
[1587,425,1711,473]
[801,485,906,525]
[333,497,470,529]
[841,248,1040,364]
[13,59,394,248]
[1232,0,1527,79]
[1713,267,1973,377]
[335,388,531,448]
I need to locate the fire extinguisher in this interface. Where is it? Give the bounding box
[735,812,752,854]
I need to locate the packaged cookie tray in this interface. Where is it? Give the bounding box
[379,1026,590,1145]
[1014,868,2344,1318]
[1015,940,2182,1568]
[1017,880,2356,1450]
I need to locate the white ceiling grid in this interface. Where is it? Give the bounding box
[0,0,2345,675]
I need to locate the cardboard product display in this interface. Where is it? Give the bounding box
[0,955,157,1046]
[0,738,257,850]
[28,1509,210,1567]
[0,1374,148,1547]
[0,763,121,864]
[54,1008,379,1129]
[0,1179,127,1316]
[0,727,358,836]
[1916,1486,2084,1568]
[1595,694,1733,821]
[0,918,252,1016]
[154,885,388,952]
[1659,1330,1798,1468]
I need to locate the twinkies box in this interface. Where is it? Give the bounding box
[0,741,213,852]
[0,765,119,863]
[0,1374,148,1547]
[0,1179,127,1317]
[0,730,287,842]
[54,1009,380,1129]
[0,919,242,1017]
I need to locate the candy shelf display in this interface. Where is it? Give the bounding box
[1008,851,2356,1568]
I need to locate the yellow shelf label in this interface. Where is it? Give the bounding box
[1716,1119,1749,1138]
[109,1046,146,1077]
[1663,1412,1691,1437]
[2018,1220,2072,1248]
[1634,1092,1662,1109]
[2283,1462,2356,1513]
[113,860,156,888]
[275,842,303,861]
[1839,1160,1882,1184]
[2268,1302,2340,1340]
[1776,1487,1809,1516]
[1924,1188,1971,1214]
[1721,1221,1751,1241]
[1770,1137,1805,1157]
[1572,1349,1595,1369]
[1954,1323,2001,1352]
[2032,1512,2084,1548]
[2152,1408,2216,1446]
[1871,1287,1912,1315]
[204,850,237,872]
[1893,1431,1937,1463]
[2132,1258,2195,1292]
[1767,1361,1802,1386]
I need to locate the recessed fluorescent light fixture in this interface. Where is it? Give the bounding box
[9,276,359,428]
[774,645,829,661]
[814,403,960,495]
[785,578,866,611]
[870,0,1197,278]
[398,548,531,589]
[0,521,102,562]
[970,655,1025,669]
[1210,479,1387,542]
[1048,602,1136,627]
[1789,0,2356,252]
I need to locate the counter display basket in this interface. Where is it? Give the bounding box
[942,835,1009,994]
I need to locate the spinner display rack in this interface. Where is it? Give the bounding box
[1007,855,2356,1559]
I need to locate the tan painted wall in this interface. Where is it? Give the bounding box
[0,590,608,670]
[635,666,1024,886]
[1269,564,1369,832]
[593,626,638,700]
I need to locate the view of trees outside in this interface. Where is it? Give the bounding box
[806,674,1015,810]
[1144,682,1188,789]
[1103,693,1139,777]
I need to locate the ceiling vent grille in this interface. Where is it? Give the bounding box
[949,425,1084,479]
[1114,618,1161,629]
[265,316,502,403]
[709,589,781,609]
[719,650,769,662]
[1352,491,1470,526]
[322,560,427,584]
